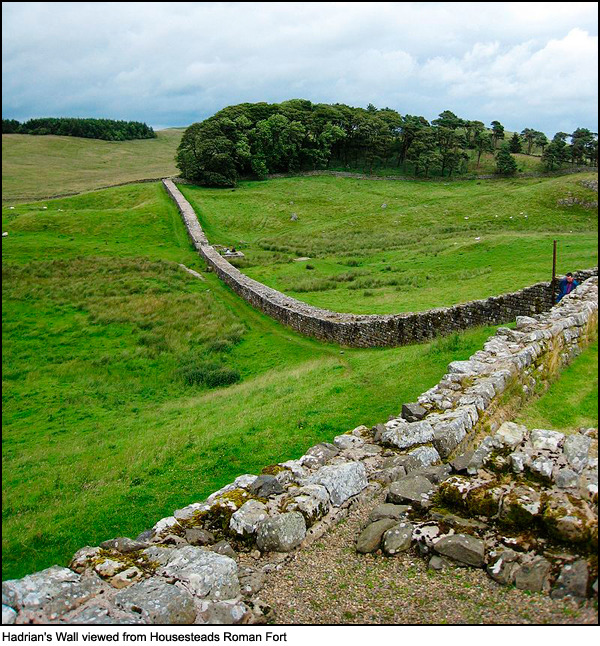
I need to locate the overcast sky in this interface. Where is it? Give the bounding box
[2,2,598,134]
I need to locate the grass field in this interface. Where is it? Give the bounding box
[2,181,506,580]
[1,129,183,203]
[179,172,598,314]
[516,340,598,433]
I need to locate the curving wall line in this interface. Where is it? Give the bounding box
[163,179,597,348]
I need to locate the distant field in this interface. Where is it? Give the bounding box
[2,181,503,580]
[516,340,598,433]
[2,129,183,203]
[179,172,598,314]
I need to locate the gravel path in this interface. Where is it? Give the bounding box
[257,490,598,625]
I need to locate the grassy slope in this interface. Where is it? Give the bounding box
[2,182,500,579]
[179,173,598,314]
[516,340,598,432]
[2,129,183,203]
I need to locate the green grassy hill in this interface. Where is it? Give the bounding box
[1,132,597,581]
[2,128,183,203]
[2,182,503,580]
[180,172,598,314]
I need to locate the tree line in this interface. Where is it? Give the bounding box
[175,99,598,186]
[2,117,156,141]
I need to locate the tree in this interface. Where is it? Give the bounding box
[176,120,238,186]
[495,145,517,175]
[432,110,464,130]
[534,132,548,155]
[473,129,494,168]
[395,115,429,168]
[570,128,596,165]
[490,120,505,149]
[520,128,537,155]
[541,133,569,171]
[464,120,485,148]
[509,132,522,153]
[2,119,21,133]
[406,127,439,177]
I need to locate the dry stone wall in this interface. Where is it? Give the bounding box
[3,276,597,625]
[163,179,597,348]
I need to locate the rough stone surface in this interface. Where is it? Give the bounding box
[487,549,521,586]
[184,528,215,546]
[495,422,527,449]
[2,567,103,622]
[356,518,398,553]
[382,522,414,555]
[381,421,434,450]
[387,475,436,508]
[247,475,285,498]
[256,513,306,553]
[499,486,542,526]
[333,434,364,450]
[554,468,580,489]
[551,560,590,599]
[301,443,339,468]
[368,503,411,522]
[197,600,248,625]
[157,546,240,600]
[514,556,552,593]
[109,568,143,590]
[563,435,592,473]
[406,445,441,468]
[285,485,330,526]
[450,452,474,473]
[2,604,17,625]
[433,534,485,567]
[530,429,565,451]
[401,403,427,422]
[99,537,148,554]
[229,500,269,536]
[115,579,197,624]
[308,461,368,506]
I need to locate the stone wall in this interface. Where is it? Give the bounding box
[3,276,597,625]
[163,178,597,348]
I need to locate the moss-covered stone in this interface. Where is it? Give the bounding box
[261,464,287,476]
[465,483,505,518]
[498,485,543,528]
[435,476,472,511]
[542,493,597,547]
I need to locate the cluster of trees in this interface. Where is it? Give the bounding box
[176,100,598,186]
[2,117,156,141]
[507,127,598,170]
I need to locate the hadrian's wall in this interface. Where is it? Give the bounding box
[2,272,597,625]
[162,179,597,348]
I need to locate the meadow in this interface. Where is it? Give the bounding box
[1,128,183,203]
[516,340,598,433]
[2,182,505,580]
[179,172,598,314]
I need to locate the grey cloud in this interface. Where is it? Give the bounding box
[2,2,598,134]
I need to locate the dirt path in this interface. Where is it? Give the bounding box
[257,489,598,625]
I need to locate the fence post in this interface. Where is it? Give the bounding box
[551,240,557,304]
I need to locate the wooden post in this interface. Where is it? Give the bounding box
[551,240,557,304]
